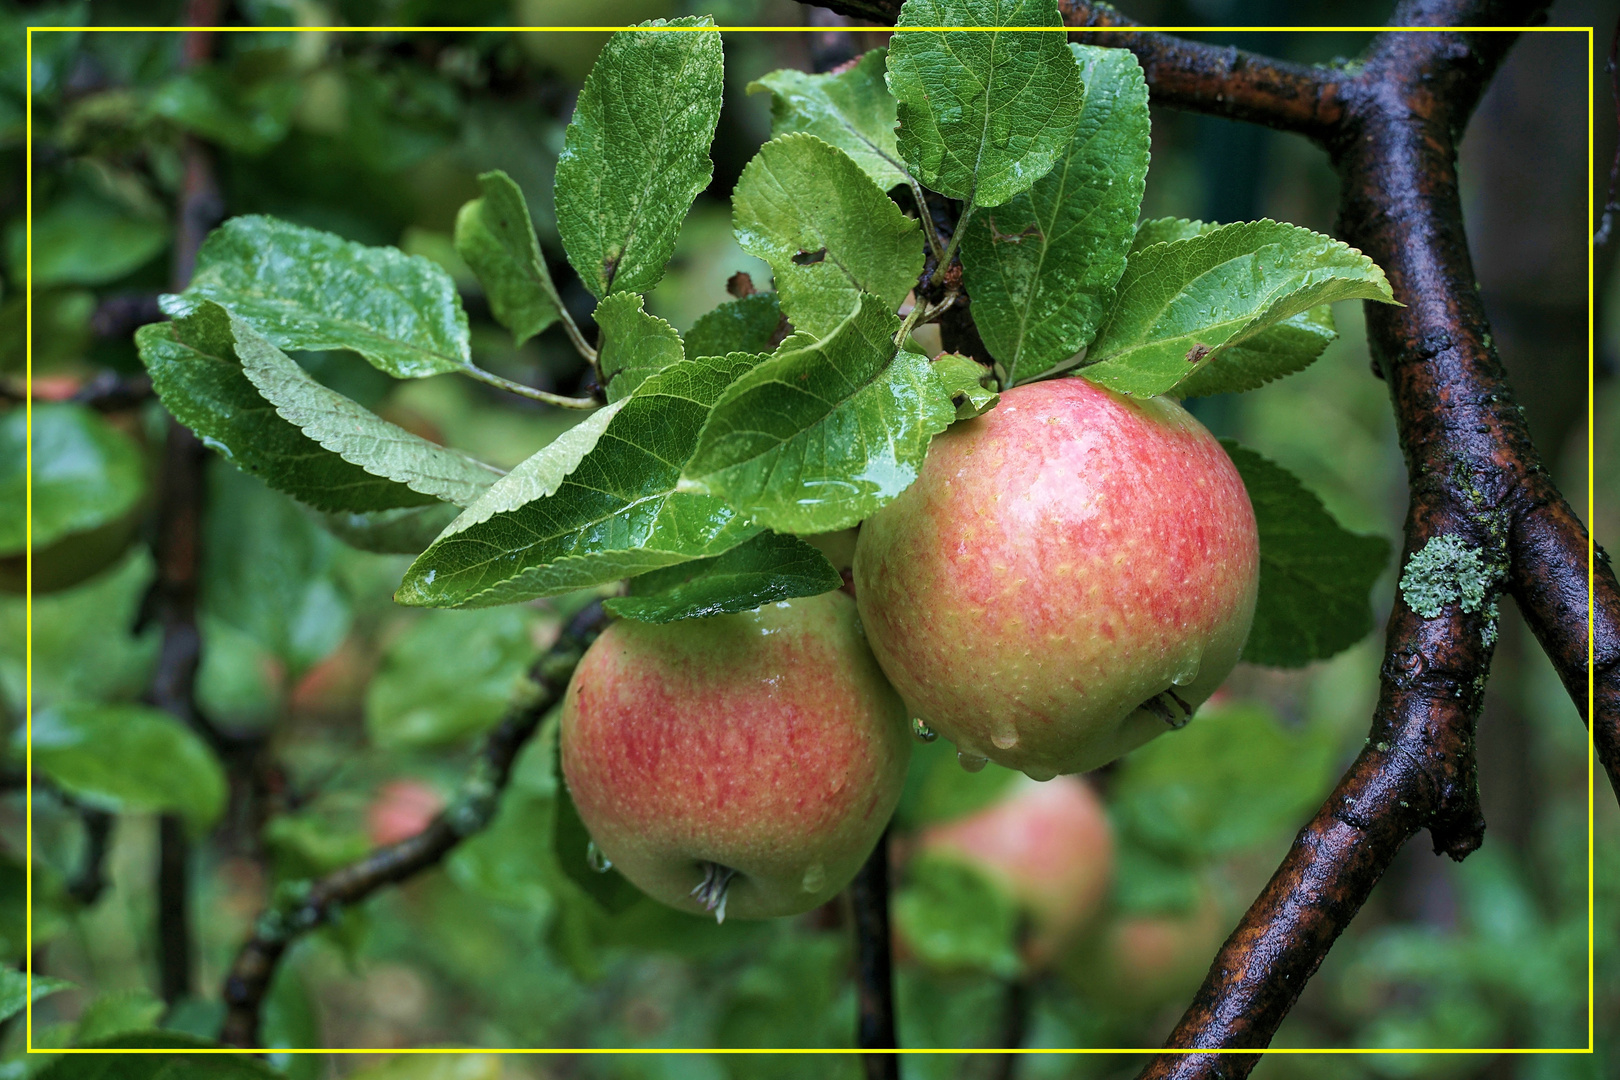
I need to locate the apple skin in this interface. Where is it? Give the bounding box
[854,377,1258,778]
[918,774,1113,965]
[559,591,910,920]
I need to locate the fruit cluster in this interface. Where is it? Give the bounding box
[561,377,1259,923]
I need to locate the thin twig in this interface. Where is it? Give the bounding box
[1594,16,1619,245]
[462,363,601,409]
[218,602,608,1049]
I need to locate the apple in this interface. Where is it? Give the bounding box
[853,376,1259,779]
[559,591,910,921]
[917,774,1113,965]
[1061,892,1225,1009]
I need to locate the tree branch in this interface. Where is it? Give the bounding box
[795,0,1615,1069]
[218,602,607,1049]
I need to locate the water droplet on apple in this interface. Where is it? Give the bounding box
[1171,652,1202,686]
[586,841,612,873]
[990,728,1018,750]
[801,863,827,892]
[957,751,988,773]
[1025,766,1057,782]
[912,718,938,743]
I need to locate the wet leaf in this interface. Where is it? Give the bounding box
[454,169,564,346]
[595,291,684,403]
[748,48,908,190]
[605,531,841,623]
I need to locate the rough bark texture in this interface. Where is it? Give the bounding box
[797,0,1616,1073]
[218,603,606,1049]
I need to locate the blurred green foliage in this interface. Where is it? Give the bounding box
[0,2,1610,1078]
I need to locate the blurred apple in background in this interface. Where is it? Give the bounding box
[368,779,446,847]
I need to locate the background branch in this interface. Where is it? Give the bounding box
[849,828,897,1078]
[218,602,607,1049]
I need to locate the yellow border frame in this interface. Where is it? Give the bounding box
[20,18,1601,1061]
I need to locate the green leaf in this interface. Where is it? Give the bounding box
[960,44,1149,383]
[229,310,501,507]
[138,305,438,513]
[895,738,1021,830]
[1111,702,1338,859]
[893,852,1022,978]
[886,0,1083,208]
[0,402,146,555]
[149,67,299,155]
[366,607,541,748]
[1175,304,1337,398]
[25,703,227,831]
[604,530,842,623]
[1223,441,1391,666]
[72,989,164,1046]
[0,968,72,1024]
[1081,219,1396,397]
[748,48,909,191]
[203,465,352,673]
[162,215,472,379]
[10,195,167,287]
[1130,216,1216,252]
[555,17,724,298]
[454,170,565,346]
[683,294,955,534]
[308,503,462,555]
[34,1032,279,1079]
[398,354,763,609]
[684,292,784,360]
[930,353,1000,420]
[733,133,924,338]
[595,291,685,403]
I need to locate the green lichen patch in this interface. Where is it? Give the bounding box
[1399,534,1494,620]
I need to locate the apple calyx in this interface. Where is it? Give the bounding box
[691,861,738,924]
[1141,689,1196,730]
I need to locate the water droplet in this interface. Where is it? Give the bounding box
[990,728,1018,750]
[1025,766,1057,782]
[1171,652,1202,686]
[912,718,938,743]
[957,751,988,773]
[586,841,612,873]
[801,864,827,893]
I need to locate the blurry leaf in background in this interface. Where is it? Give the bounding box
[261,963,322,1080]
[515,0,675,82]
[0,855,69,961]
[138,303,444,513]
[33,1032,279,1078]
[457,100,565,248]
[1224,441,1392,667]
[887,0,1082,208]
[263,812,371,880]
[343,61,461,176]
[749,48,907,192]
[1110,703,1337,861]
[398,353,762,608]
[683,295,955,535]
[893,852,1022,978]
[308,502,463,556]
[1082,220,1395,397]
[605,530,841,624]
[960,45,1150,385]
[732,133,922,338]
[196,616,283,729]
[166,215,472,379]
[24,703,227,832]
[149,66,300,155]
[595,291,685,403]
[347,1054,504,1080]
[454,170,564,347]
[203,464,352,674]
[0,289,93,374]
[716,935,859,1059]
[0,550,157,712]
[0,402,145,553]
[895,737,1021,830]
[0,968,73,1024]
[365,606,544,748]
[555,17,723,298]
[7,194,167,287]
[70,989,164,1046]
[683,292,782,361]
[645,204,773,333]
[0,4,86,143]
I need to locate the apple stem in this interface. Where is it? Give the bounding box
[691,861,737,924]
